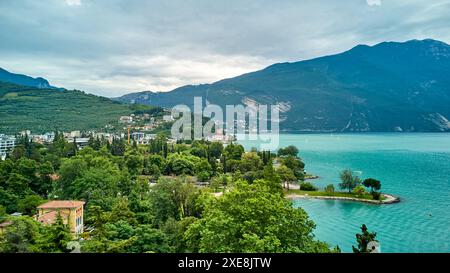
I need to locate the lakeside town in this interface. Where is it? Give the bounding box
[1,116,391,254]
[0,111,237,161]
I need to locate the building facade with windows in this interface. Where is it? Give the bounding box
[36,200,85,236]
[0,134,16,160]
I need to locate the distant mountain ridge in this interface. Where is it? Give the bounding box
[0,67,57,89]
[116,39,450,132]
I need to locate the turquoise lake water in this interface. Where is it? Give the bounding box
[238,133,450,253]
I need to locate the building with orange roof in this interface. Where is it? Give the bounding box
[36,200,85,236]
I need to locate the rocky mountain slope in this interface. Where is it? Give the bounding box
[116,39,450,132]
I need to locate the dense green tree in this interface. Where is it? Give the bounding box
[0,216,42,253]
[185,179,331,253]
[50,132,69,157]
[224,159,240,173]
[104,220,135,241]
[16,158,37,181]
[281,156,305,180]
[0,189,19,213]
[108,197,137,225]
[277,145,299,157]
[0,159,14,185]
[9,145,26,161]
[71,167,120,207]
[210,174,230,192]
[0,205,6,222]
[6,173,30,197]
[17,195,45,216]
[239,152,263,173]
[82,206,137,253]
[38,161,55,196]
[162,217,197,253]
[262,164,283,194]
[166,154,199,176]
[87,136,96,150]
[39,214,72,253]
[190,141,208,158]
[362,178,381,193]
[149,179,202,226]
[111,138,125,156]
[58,158,88,198]
[149,189,178,227]
[195,159,212,178]
[67,138,78,157]
[146,164,161,180]
[129,225,172,253]
[208,142,223,159]
[276,165,297,190]
[86,205,108,236]
[241,170,263,183]
[223,143,244,160]
[43,153,61,170]
[125,153,144,176]
[128,178,153,224]
[300,182,318,191]
[145,154,166,174]
[148,134,168,155]
[259,150,273,165]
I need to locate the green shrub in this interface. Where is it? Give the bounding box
[324,184,335,193]
[371,191,381,200]
[352,185,367,195]
[300,182,317,191]
[197,171,211,182]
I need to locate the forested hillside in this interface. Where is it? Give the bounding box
[0,82,159,134]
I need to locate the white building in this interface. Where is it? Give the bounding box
[119,116,133,124]
[70,131,81,138]
[0,134,16,160]
[66,137,90,149]
[43,132,55,143]
[131,132,156,145]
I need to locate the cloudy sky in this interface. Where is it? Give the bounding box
[1,0,450,97]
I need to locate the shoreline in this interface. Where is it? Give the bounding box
[286,193,400,205]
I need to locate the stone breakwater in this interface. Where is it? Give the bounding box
[286,193,400,205]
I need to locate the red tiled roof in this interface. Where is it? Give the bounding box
[37,200,85,209]
[37,211,69,225]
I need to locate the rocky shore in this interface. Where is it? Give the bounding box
[286,193,400,205]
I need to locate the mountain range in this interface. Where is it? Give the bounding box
[116,39,450,132]
[2,39,450,134]
[0,67,57,89]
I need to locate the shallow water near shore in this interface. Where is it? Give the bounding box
[239,133,450,253]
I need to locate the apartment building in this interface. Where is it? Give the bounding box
[0,134,16,160]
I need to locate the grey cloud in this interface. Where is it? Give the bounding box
[1,0,450,97]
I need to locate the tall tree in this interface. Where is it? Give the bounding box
[352,224,378,253]
[362,178,381,193]
[281,156,305,180]
[42,213,73,253]
[276,165,297,190]
[339,169,361,193]
[185,179,330,253]
[277,145,299,157]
